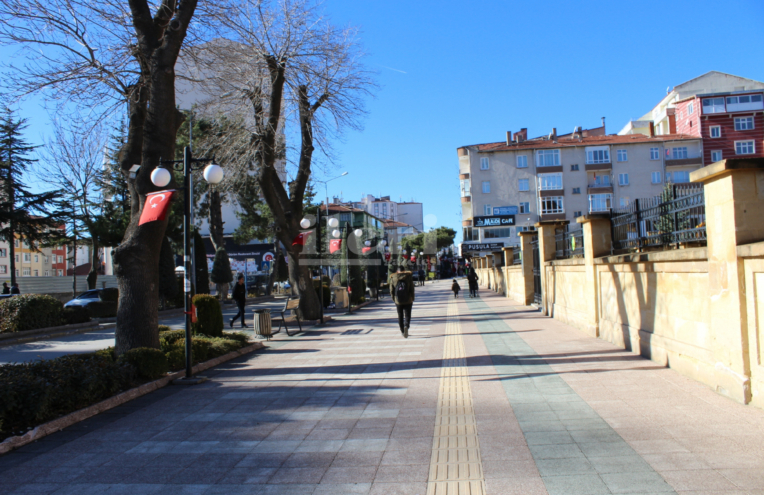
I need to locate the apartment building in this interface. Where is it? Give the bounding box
[0,236,67,279]
[457,126,702,253]
[383,219,420,245]
[347,195,424,232]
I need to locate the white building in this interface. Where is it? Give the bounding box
[349,195,424,232]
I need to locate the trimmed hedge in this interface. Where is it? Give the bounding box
[119,348,168,380]
[191,294,223,337]
[0,295,64,333]
[62,306,91,325]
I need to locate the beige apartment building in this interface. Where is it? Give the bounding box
[457,126,702,254]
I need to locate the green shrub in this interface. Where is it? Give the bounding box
[94,347,116,361]
[87,301,118,318]
[191,294,223,337]
[0,294,63,333]
[159,329,185,348]
[119,348,168,380]
[0,353,134,440]
[158,325,173,333]
[222,332,250,345]
[165,348,185,370]
[62,306,90,325]
[99,288,119,303]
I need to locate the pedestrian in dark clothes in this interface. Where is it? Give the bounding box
[418,268,425,287]
[466,267,479,297]
[451,279,461,298]
[2,283,9,295]
[10,283,20,295]
[229,274,248,328]
[389,265,415,338]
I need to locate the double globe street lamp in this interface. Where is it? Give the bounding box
[152,146,223,381]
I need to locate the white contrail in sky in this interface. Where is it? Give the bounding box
[377,64,407,74]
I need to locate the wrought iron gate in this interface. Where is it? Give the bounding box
[531,235,542,306]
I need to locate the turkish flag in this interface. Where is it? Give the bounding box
[330,239,342,254]
[410,255,416,263]
[362,247,372,254]
[139,190,174,226]
[384,252,391,261]
[292,231,313,246]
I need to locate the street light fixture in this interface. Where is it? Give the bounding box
[153,148,223,382]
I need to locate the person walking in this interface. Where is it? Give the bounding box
[389,265,415,338]
[229,274,248,328]
[10,283,20,295]
[418,267,425,287]
[466,266,479,298]
[451,279,461,299]
[2,283,9,295]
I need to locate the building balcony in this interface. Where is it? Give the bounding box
[588,184,613,194]
[461,196,471,203]
[539,213,566,222]
[585,162,612,171]
[539,188,564,197]
[535,165,563,173]
[665,157,703,167]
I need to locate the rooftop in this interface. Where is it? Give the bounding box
[466,133,700,153]
[383,220,414,228]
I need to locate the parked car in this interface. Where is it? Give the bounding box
[64,289,103,309]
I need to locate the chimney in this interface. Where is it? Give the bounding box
[601,117,606,134]
[552,127,557,140]
[516,128,527,142]
[506,131,512,145]
[649,121,655,137]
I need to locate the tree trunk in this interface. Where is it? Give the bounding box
[285,244,321,320]
[208,188,225,250]
[87,235,99,289]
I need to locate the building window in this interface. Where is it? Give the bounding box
[0,266,6,274]
[688,102,694,115]
[667,171,691,183]
[617,150,628,162]
[44,270,49,277]
[618,173,629,186]
[734,117,754,131]
[586,148,610,164]
[726,94,763,111]
[463,227,477,241]
[483,204,492,216]
[573,211,582,218]
[702,97,725,114]
[570,164,579,171]
[672,147,688,159]
[516,155,528,168]
[538,173,562,190]
[711,150,722,162]
[57,255,63,263]
[518,179,530,191]
[710,126,721,138]
[0,248,5,257]
[589,194,612,212]
[14,239,19,248]
[58,269,63,276]
[592,173,611,186]
[23,253,30,262]
[735,140,755,155]
[33,270,39,277]
[572,187,581,194]
[43,256,49,264]
[620,197,630,207]
[651,171,662,184]
[516,226,535,237]
[540,196,564,215]
[480,157,490,170]
[460,179,471,197]
[34,254,38,263]
[536,149,560,167]
[483,227,511,239]
[650,148,659,160]
[22,268,30,276]
[519,202,530,213]
[481,181,490,194]
[14,255,18,263]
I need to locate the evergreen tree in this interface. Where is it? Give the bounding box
[0,108,66,285]
[158,236,178,308]
[194,231,210,294]
[210,248,233,285]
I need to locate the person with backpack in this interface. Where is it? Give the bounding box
[389,265,415,338]
[229,274,248,328]
[451,279,461,298]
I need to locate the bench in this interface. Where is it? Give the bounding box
[271,297,302,337]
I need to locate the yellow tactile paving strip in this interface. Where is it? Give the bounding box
[427,299,486,495]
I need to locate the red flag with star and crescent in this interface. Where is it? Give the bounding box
[139,190,175,226]
[329,239,342,254]
[292,231,313,246]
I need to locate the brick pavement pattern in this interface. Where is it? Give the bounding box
[1,281,763,494]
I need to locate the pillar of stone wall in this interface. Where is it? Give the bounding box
[691,158,764,404]
[501,247,514,298]
[577,214,612,338]
[518,233,535,305]
[536,221,568,315]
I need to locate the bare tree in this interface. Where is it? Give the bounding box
[185,0,375,319]
[39,117,108,289]
[0,0,208,353]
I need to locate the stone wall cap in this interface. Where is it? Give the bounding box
[737,240,764,259]
[501,246,515,251]
[518,231,538,237]
[534,220,570,228]
[576,213,611,224]
[690,158,764,183]
[596,246,708,264]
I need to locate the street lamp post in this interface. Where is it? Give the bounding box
[155,146,223,381]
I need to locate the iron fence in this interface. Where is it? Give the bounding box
[554,225,585,259]
[611,183,706,251]
[531,235,542,306]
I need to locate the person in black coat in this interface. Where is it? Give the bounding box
[2,283,9,295]
[10,283,20,295]
[229,274,248,328]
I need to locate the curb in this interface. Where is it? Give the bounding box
[0,322,101,348]
[0,341,266,455]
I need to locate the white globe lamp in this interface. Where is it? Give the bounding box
[332,229,341,238]
[300,218,311,229]
[328,218,339,228]
[203,163,224,184]
[354,229,363,237]
[150,167,171,188]
[364,240,371,247]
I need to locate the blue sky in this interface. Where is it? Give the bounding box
[6,0,764,245]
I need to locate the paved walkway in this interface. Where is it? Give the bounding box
[1,282,763,494]
[0,298,285,364]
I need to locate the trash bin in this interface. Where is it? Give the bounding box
[253,309,272,339]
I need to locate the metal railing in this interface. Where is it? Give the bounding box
[554,225,585,259]
[513,250,522,265]
[531,235,542,306]
[611,183,706,251]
